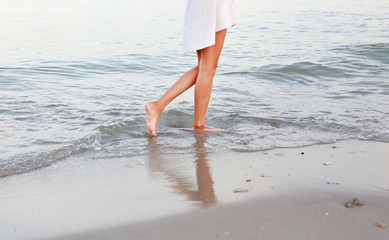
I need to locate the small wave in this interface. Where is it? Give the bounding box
[261,62,353,81]
[0,120,145,178]
[211,114,300,129]
[98,120,139,135]
[0,135,101,178]
[334,43,389,65]
[2,112,388,178]
[359,130,389,142]
[221,61,354,84]
[0,54,170,81]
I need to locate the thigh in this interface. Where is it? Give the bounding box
[197,29,227,67]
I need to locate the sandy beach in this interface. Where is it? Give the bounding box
[1,139,388,240]
[1,1,388,239]
[60,190,389,240]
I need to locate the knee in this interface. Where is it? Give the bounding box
[199,61,218,77]
[193,65,200,74]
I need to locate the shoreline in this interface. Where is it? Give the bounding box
[1,140,388,239]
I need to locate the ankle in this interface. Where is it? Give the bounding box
[192,124,205,129]
[147,101,162,113]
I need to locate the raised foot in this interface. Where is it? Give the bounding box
[145,102,160,136]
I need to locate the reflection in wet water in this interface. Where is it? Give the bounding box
[147,133,216,207]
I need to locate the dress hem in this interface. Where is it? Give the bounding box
[183,22,238,53]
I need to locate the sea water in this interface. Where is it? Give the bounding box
[1,0,388,178]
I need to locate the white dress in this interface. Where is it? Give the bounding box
[183,0,238,52]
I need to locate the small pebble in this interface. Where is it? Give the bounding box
[323,161,331,166]
[327,182,340,185]
[301,152,305,155]
[325,212,330,216]
[345,202,352,208]
[332,146,337,149]
[233,188,249,193]
[377,223,387,229]
[246,179,252,182]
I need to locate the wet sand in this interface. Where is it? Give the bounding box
[60,190,389,240]
[1,140,388,239]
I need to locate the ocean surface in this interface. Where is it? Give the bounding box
[1,0,388,178]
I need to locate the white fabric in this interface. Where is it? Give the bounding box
[183,0,238,52]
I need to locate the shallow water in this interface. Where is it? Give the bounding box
[1,0,389,177]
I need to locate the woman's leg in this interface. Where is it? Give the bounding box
[193,29,227,129]
[146,29,227,135]
[146,54,201,135]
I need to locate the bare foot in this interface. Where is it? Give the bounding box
[145,102,160,136]
[190,125,225,133]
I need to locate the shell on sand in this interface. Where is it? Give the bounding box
[352,198,361,206]
[345,202,352,208]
